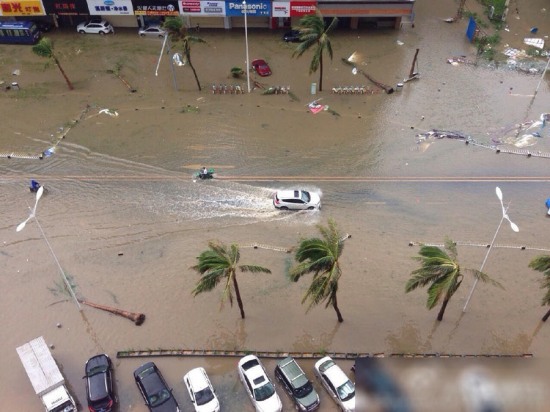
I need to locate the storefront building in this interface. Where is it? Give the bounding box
[0,0,414,30]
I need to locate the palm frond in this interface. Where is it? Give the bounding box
[529,255,550,276]
[239,265,271,274]
[192,271,223,296]
[468,269,504,289]
[32,38,54,58]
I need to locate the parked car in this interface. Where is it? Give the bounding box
[314,357,355,412]
[273,190,321,210]
[77,19,113,35]
[275,357,320,411]
[84,354,116,412]
[134,362,180,411]
[238,355,282,412]
[251,59,272,77]
[183,367,220,412]
[139,25,166,38]
[283,29,301,42]
[30,20,53,33]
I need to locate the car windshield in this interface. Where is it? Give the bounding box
[295,381,313,398]
[195,387,215,406]
[254,382,275,401]
[300,191,311,202]
[87,365,108,376]
[337,380,355,402]
[148,389,171,407]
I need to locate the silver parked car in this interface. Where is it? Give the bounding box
[314,356,355,411]
[138,25,166,38]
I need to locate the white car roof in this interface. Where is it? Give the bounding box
[317,357,350,387]
[277,190,304,198]
[240,356,268,389]
[185,367,209,391]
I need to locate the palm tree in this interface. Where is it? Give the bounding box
[528,255,550,321]
[406,238,502,321]
[289,218,346,322]
[32,37,73,90]
[163,16,205,91]
[292,10,338,92]
[191,241,271,319]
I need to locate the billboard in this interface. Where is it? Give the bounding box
[178,0,225,16]
[226,0,269,17]
[134,0,178,15]
[87,0,133,15]
[0,0,45,15]
[273,1,316,17]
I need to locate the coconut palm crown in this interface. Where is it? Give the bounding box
[292,9,338,92]
[191,241,271,319]
[528,255,550,321]
[162,16,205,91]
[406,237,502,321]
[289,218,346,322]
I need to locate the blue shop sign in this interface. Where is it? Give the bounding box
[226,0,270,17]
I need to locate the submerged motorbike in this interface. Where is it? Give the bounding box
[193,167,215,180]
[29,179,44,193]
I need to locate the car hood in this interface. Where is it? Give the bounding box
[257,393,282,412]
[297,390,320,409]
[309,192,321,206]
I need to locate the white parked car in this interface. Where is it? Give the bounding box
[183,367,220,412]
[139,25,166,38]
[273,190,321,210]
[314,356,355,411]
[77,19,113,35]
[238,355,282,412]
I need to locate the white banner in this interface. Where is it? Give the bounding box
[87,0,134,15]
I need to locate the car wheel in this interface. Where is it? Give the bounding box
[99,31,105,35]
[78,30,85,34]
[308,206,315,210]
[280,206,288,211]
[140,33,145,37]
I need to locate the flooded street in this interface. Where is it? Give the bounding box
[2,0,550,410]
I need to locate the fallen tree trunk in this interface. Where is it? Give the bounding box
[79,299,145,325]
[340,58,394,94]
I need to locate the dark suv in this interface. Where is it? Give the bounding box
[84,354,116,412]
[275,357,320,411]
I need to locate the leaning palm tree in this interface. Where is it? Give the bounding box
[289,218,346,322]
[191,241,271,319]
[528,255,550,321]
[406,238,501,321]
[163,16,205,91]
[32,37,73,90]
[292,10,338,92]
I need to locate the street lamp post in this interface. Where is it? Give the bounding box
[17,186,81,310]
[243,0,251,93]
[462,187,519,312]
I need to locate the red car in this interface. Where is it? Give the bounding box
[251,59,272,77]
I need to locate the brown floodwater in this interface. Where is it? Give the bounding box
[2,0,550,410]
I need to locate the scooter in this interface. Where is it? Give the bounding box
[193,167,215,180]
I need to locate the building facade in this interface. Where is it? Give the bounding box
[0,0,414,30]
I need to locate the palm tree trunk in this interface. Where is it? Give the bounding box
[186,51,201,91]
[332,291,344,322]
[53,56,74,90]
[437,297,450,321]
[542,308,550,322]
[232,275,246,319]
[319,53,324,92]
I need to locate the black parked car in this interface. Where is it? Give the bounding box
[283,29,301,42]
[275,357,320,411]
[84,354,116,412]
[31,20,53,32]
[134,362,180,411]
